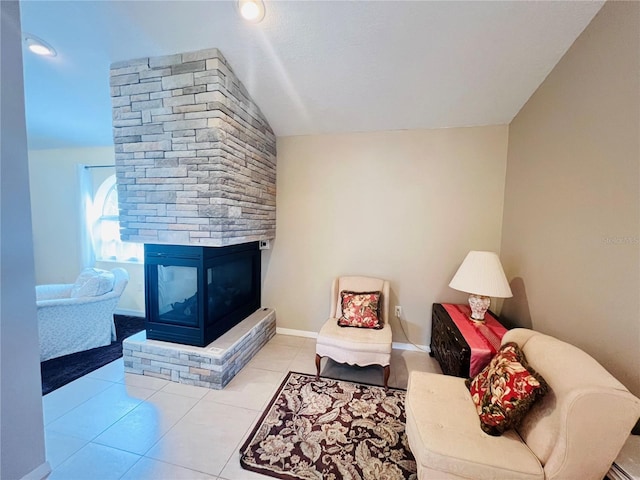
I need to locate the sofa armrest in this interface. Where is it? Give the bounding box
[37,290,120,308]
[35,284,73,301]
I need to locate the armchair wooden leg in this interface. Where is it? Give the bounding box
[383,365,390,390]
[315,354,322,380]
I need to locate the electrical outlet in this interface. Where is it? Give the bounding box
[395,306,402,318]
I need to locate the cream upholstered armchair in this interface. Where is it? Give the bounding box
[405,328,640,480]
[315,276,392,388]
[37,267,129,361]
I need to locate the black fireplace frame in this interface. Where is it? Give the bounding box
[144,242,261,347]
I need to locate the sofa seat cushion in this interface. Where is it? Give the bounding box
[316,318,392,367]
[406,371,544,480]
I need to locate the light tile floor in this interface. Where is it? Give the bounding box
[44,334,441,479]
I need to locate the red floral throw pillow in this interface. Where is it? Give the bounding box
[337,290,382,329]
[466,342,549,436]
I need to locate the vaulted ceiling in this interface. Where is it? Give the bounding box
[19,0,604,150]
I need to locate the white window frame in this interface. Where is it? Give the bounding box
[91,174,143,263]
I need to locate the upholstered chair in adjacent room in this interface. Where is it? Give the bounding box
[36,267,129,361]
[315,276,392,388]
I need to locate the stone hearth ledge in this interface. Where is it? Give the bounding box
[123,307,275,389]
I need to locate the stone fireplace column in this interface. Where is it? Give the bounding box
[110,48,276,247]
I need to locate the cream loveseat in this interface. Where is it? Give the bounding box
[406,328,640,480]
[37,268,129,361]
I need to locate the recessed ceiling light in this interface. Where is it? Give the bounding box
[24,33,57,57]
[238,0,265,23]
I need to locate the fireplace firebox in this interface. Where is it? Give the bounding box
[144,242,261,347]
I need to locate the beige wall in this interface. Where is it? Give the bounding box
[29,147,144,314]
[1,1,48,477]
[501,1,640,396]
[262,126,509,345]
[29,147,114,283]
[30,126,508,331]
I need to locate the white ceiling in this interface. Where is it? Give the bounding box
[19,0,604,150]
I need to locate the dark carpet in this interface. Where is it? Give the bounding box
[40,314,145,395]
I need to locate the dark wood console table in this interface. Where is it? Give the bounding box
[430,303,507,378]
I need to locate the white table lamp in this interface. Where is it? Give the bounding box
[449,251,513,322]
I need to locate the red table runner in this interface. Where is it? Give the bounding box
[442,303,507,377]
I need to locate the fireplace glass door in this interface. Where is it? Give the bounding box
[157,265,198,327]
[144,242,261,347]
[207,256,253,324]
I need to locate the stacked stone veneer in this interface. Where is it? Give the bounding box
[110,48,276,246]
[123,308,276,389]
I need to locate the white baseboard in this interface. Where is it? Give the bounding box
[115,308,145,317]
[21,461,51,480]
[276,327,317,339]
[275,326,430,353]
[392,342,431,353]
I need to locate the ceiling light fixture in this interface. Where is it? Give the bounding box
[24,33,57,57]
[238,0,265,23]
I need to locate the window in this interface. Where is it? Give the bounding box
[92,175,143,263]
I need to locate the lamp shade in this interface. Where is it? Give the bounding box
[449,251,513,298]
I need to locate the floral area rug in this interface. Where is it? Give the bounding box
[239,371,417,480]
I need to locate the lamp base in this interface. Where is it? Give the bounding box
[468,294,491,322]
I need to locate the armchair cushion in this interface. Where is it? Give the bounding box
[406,371,545,480]
[70,267,115,298]
[467,342,548,436]
[337,290,382,329]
